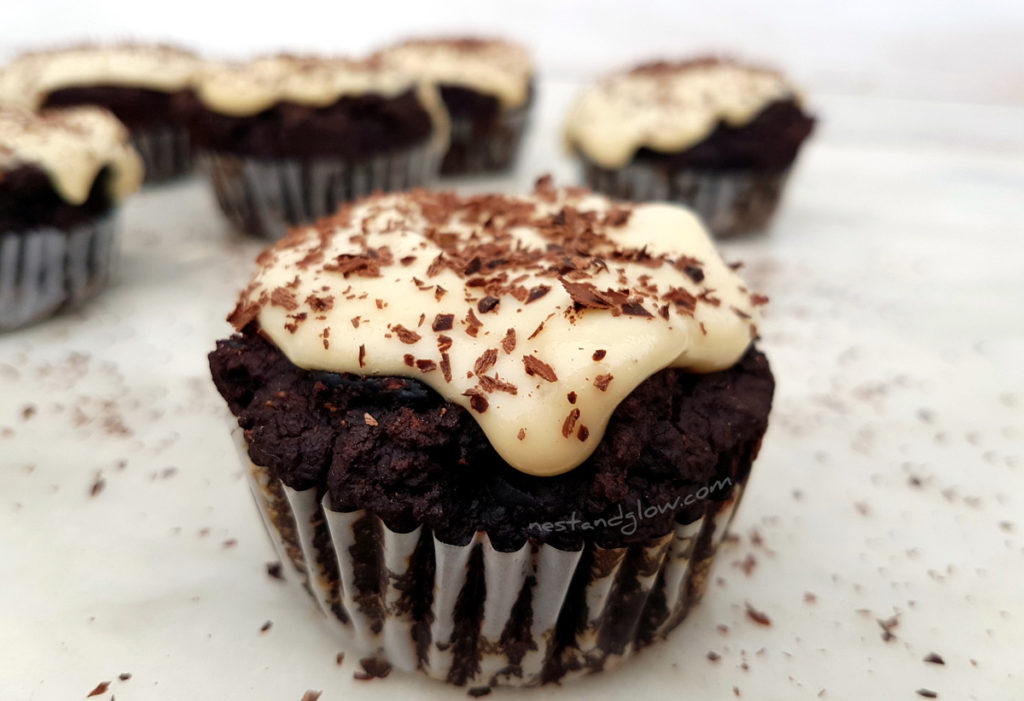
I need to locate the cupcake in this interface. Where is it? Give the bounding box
[0,44,202,182]
[179,55,448,240]
[565,58,815,237]
[0,107,143,331]
[376,37,533,175]
[208,177,774,687]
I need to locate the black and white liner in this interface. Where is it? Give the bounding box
[584,162,793,238]
[236,429,746,688]
[130,125,194,183]
[441,103,529,175]
[0,213,120,332]
[202,141,443,240]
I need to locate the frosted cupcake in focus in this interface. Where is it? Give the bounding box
[0,44,202,181]
[209,177,774,688]
[565,58,815,236]
[376,37,533,175]
[0,107,142,331]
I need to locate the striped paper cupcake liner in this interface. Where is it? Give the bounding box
[131,125,194,183]
[0,213,120,332]
[440,103,530,176]
[583,162,793,238]
[201,141,443,241]
[234,428,746,688]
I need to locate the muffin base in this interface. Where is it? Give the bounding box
[235,429,745,688]
[201,142,442,240]
[441,103,529,176]
[131,126,193,183]
[0,213,120,332]
[583,162,792,238]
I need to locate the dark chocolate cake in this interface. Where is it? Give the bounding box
[209,180,774,686]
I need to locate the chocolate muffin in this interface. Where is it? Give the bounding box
[0,44,203,182]
[565,58,815,237]
[178,55,448,240]
[0,107,143,331]
[376,37,533,175]
[209,177,774,687]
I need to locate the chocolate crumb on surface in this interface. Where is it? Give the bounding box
[117,673,131,682]
[924,653,945,665]
[301,691,322,701]
[87,681,110,697]
[335,652,345,665]
[916,690,938,699]
[878,614,899,642]
[745,602,771,626]
[266,562,284,580]
[707,651,721,662]
[354,656,392,681]
[260,620,272,633]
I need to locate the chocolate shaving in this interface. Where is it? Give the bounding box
[474,349,498,375]
[523,355,558,382]
[305,294,334,311]
[622,301,654,318]
[561,408,581,438]
[270,287,298,311]
[517,428,526,440]
[439,353,452,382]
[745,603,772,626]
[358,345,366,368]
[577,425,590,441]
[592,349,607,361]
[477,295,500,314]
[526,285,550,303]
[87,682,111,697]
[501,328,516,353]
[392,325,421,344]
[478,375,517,395]
[464,389,489,413]
[432,313,454,331]
[415,359,437,373]
[594,374,613,391]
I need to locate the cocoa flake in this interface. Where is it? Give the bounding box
[523,355,558,382]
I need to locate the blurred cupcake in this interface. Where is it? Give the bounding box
[209,178,774,688]
[0,107,143,331]
[0,44,202,182]
[179,55,448,239]
[565,58,815,236]
[376,37,532,175]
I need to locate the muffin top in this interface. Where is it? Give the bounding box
[192,54,439,117]
[565,58,802,169]
[0,106,143,204]
[228,177,763,476]
[376,37,533,109]
[0,43,202,110]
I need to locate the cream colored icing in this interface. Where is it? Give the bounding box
[565,59,799,169]
[230,182,762,477]
[0,106,143,205]
[0,44,202,111]
[192,55,449,149]
[377,38,533,109]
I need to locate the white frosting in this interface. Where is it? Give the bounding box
[231,183,762,477]
[565,60,798,169]
[377,38,532,109]
[0,44,202,111]
[0,106,143,205]
[195,55,422,116]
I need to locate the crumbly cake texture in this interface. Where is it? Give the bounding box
[565,57,815,169]
[210,329,772,550]
[376,37,533,109]
[0,107,142,207]
[220,178,765,476]
[178,55,447,159]
[0,43,202,111]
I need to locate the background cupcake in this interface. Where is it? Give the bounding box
[209,180,774,688]
[565,58,815,237]
[179,54,449,240]
[0,43,202,182]
[0,107,142,331]
[376,37,533,175]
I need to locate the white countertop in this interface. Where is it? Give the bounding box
[1,85,1022,700]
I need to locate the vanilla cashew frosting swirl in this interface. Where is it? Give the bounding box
[376,38,533,109]
[0,44,202,111]
[565,59,801,169]
[228,179,764,476]
[0,106,143,205]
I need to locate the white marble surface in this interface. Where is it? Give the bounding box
[1,86,1023,700]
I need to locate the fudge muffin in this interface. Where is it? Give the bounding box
[0,107,143,331]
[0,44,202,181]
[376,37,533,175]
[565,58,815,237]
[209,177,774,687]
[179,55,448,239]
